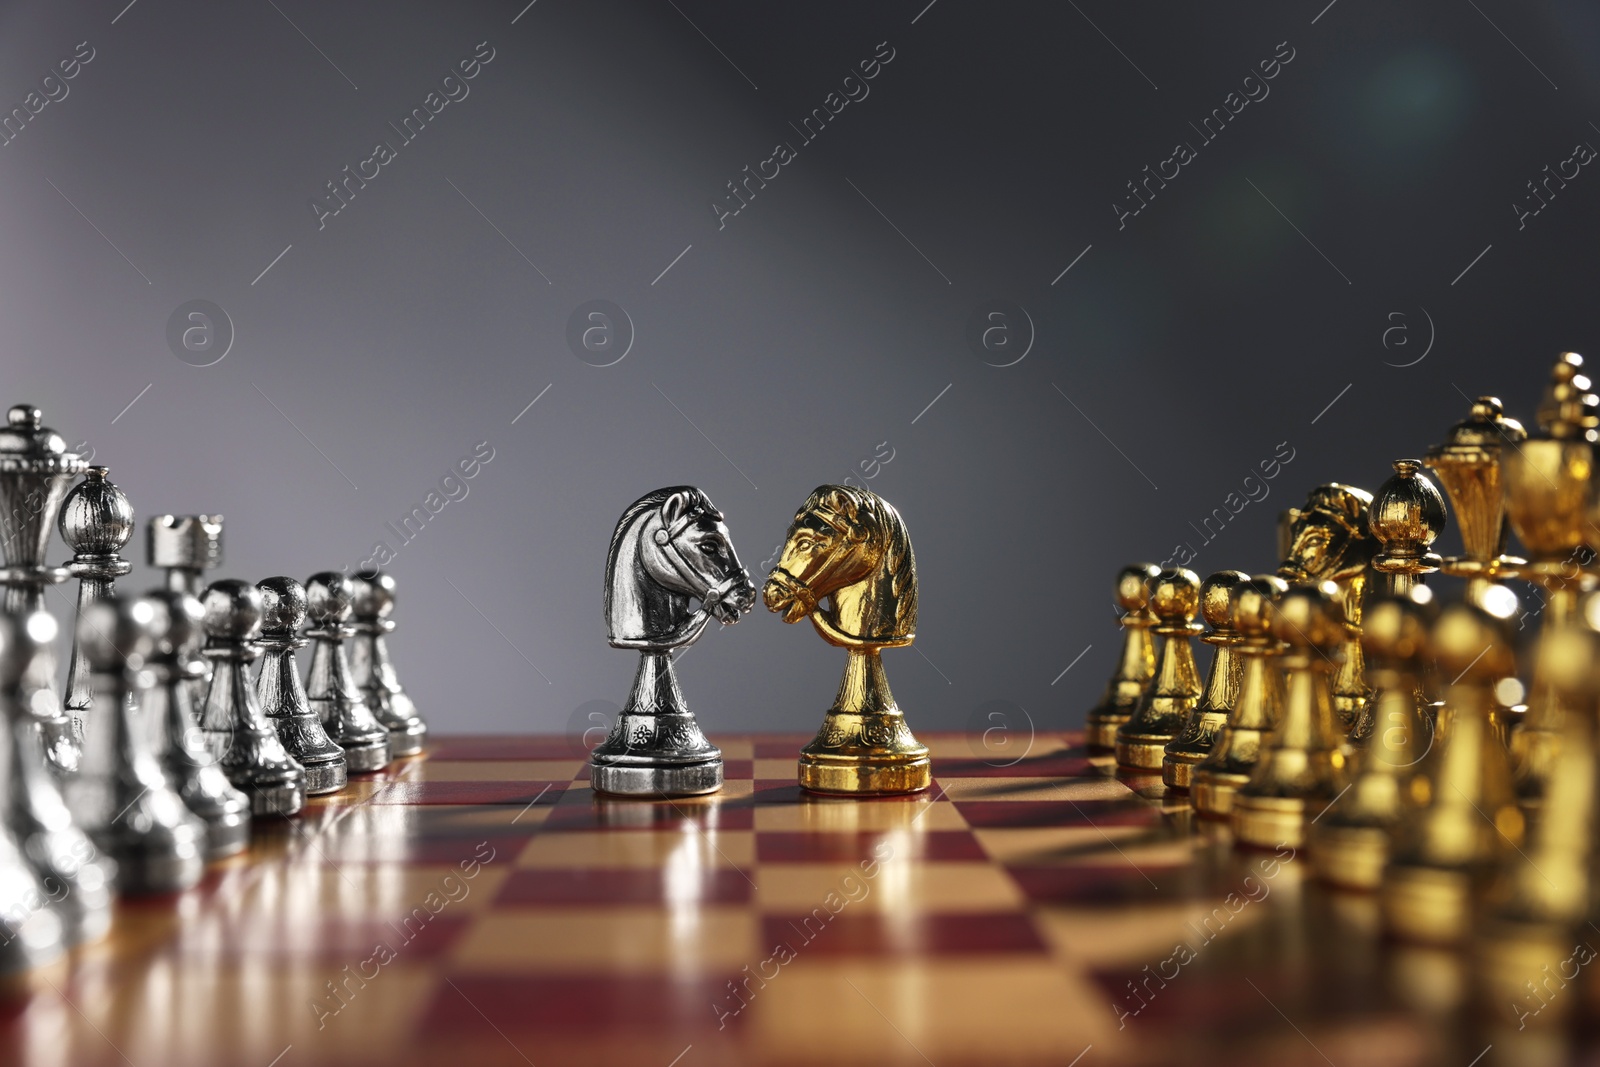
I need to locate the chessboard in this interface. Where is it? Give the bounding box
[0,731,1531,1067]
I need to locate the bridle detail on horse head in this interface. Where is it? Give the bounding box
[648,496,749,620]
[606,486,755,650]
[763,484,917,648]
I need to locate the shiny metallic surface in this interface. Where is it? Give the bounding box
[1114,568,1202,771]
[1162,570,1247,790]
[349,573,427,758]
[592,758,725,797]
[592,487,754,797]
[1232,582,1348,850]
[0,610,106,961]
[0,739,64,974]
[1382,601,1521,944]
[146,514,224,575]
[59,467,135,744]
[303,572,390,774]
[146,515,224,712]
[1192,575,1287,820]
[65,596,204,896]
[0,404,86,776]
[1424,396,1527,595]
[1504,354,1598,820]
[1277,483,1377,741]
[1310,587,1435,890]
[1425,397,1529,748]
[1,620,113,947]
[256,577,347,795]
[1084,563,1160,751]
[1367,460,1447,588]
[1346,460,1447,747]
[1474,619,1598,1023]
[142,589,250,860]
[764,485,930,795]
[198,581,306,817]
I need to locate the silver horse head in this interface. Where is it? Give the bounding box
[604,486,755,650]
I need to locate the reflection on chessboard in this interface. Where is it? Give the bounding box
[5,352,1600,1066]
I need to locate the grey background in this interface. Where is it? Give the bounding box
[2,0,1595,742]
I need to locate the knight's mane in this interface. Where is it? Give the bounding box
[801,484,917,639]
[604,486,709,624]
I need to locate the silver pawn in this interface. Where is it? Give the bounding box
[66,595,205,895]
[349,573,427,757]
[198,581,306,817]
[59,467,134,744]
[147,515,223,708]
[0,404,87,775]
[143,589,250,859]
[0,610,113,946]
[304,573,390,773]
[0,613,81,972]
[256,577,347,794]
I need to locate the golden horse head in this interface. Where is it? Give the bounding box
[762,484,916,648]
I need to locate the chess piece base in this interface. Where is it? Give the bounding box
[109,848,205,897]
[798,754,931,796]
[590,757,722,798]
[589,650,723,799]
[234,776,305,818]
[1191,770,1248,819]
[1231,794,1306,850]
[387,721,427,757]
[1114,733,1172,771]
[301,758,348,795]
[1162,755,1197,790]
[1382,864,1470,944]
[95,827,205,896]
[168,762,252,860]
[268,707,351,793]
[795,704,931,796]
[200,813,251,860]
[26,845,113,947]
[1308,824,1388,891]
[1084,715,1127,751]
[340,738,391,774]
[1161,709,1227,790]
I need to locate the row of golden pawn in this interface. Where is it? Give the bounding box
[1085,352,1600,1022]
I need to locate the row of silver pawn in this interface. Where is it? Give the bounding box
[0,570,427,976]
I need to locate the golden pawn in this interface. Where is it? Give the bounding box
[1505,353,1598,818]
[1278,483,1377,737]
[1193,575,1288,819]
[1309,587,1435,891]
[1381,598,1523,945]
[1231,581,1348,849]
[1475,618,1597,1030]
[1113,568,1202,771]
[1084,563,1161,751]
[1162,570,1247,789]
